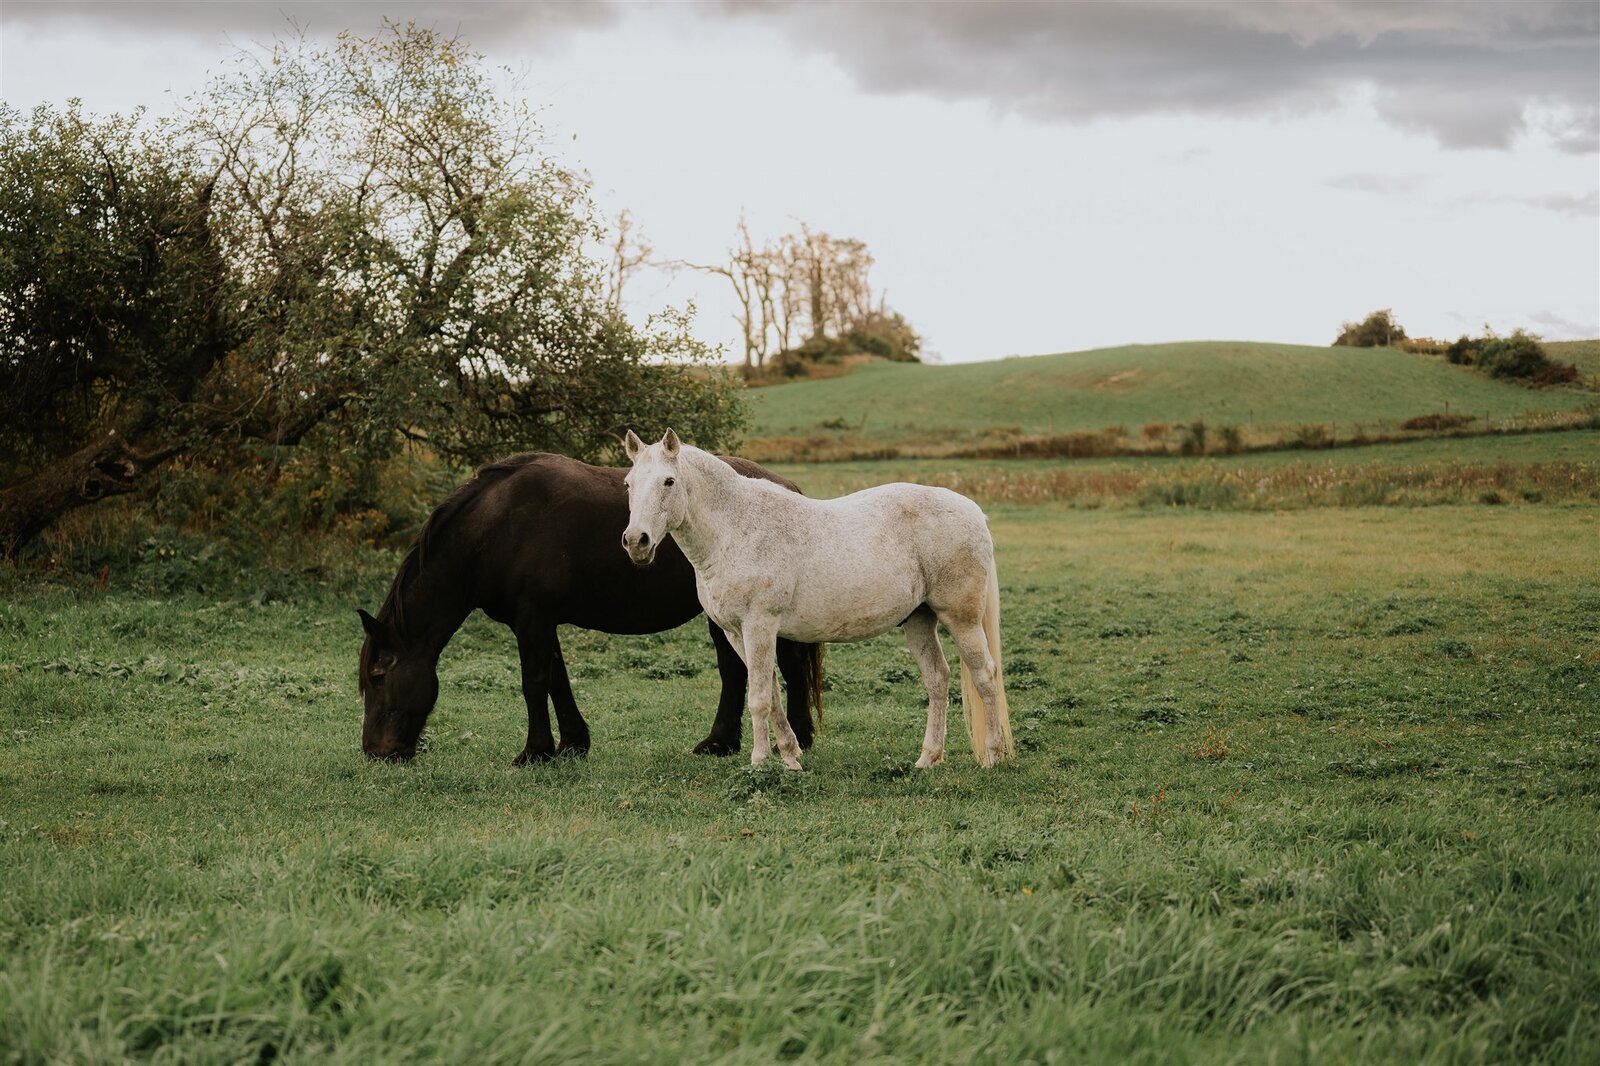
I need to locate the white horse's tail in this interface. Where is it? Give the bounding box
[961,561,1015,766]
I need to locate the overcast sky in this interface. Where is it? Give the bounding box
[3,1,1597,362]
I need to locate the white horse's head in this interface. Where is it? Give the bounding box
[621,428,686,567]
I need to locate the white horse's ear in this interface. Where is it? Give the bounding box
[661,428,681,456]
[624,429,644,460]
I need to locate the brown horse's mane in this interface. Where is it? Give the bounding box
[359,452,545,691]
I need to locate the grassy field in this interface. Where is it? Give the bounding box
[747,342,1596,455]
[3,498,1598,1062]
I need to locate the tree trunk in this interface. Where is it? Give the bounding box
[0,430,176,559]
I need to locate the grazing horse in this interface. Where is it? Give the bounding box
[357,451,823,763]
[621,429,1013,770]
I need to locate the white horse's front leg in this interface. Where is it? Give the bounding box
[742,623,800,771]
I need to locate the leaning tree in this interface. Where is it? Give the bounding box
[0,22,745,557]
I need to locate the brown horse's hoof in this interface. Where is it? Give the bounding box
[555,742,589,759]
[693,735,738,756]
[513,747,556,767]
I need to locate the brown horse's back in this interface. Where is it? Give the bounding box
[457,452,798,634]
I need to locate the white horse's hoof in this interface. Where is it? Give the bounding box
[914,750,944,769]
[781,755,802,771]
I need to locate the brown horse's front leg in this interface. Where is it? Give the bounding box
[776,638,816,751]
[548,638,589,758]
[695,618,745,755]
[512,617,559,766]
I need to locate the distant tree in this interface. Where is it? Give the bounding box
[1334,309,1407,348]
[0,23,744,558]
[677,219,922,377]
[0,104,234,556]
[604,209,653,312]
[674,215,770,376]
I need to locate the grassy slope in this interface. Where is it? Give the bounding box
[1549,340,1600,387]
[749,341,1594,440]
[3,504,1598,1062]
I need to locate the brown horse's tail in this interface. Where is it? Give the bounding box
[803,642,825,729]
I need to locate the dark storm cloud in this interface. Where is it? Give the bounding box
[1,1,617,45]
[721,0,1600,152]
[10,2,1596,152]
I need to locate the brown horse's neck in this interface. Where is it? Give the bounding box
[377,547,475,660]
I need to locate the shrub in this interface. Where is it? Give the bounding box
[1141,422,1170,441]
[1445,335,1478,365]
[1477,330,1553,380]
[790,336,855,364]
[845,310,923,363]
[1334,309,1406,348]
[1216,425,1244,454]
[1531,363,1579,387]
[1442,328,1576,386]
[1178,421,1208,456]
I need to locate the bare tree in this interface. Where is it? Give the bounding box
[668,215,770,377]
[670,217,919,378]
[605,208,652,312]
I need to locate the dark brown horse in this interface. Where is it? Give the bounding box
[357,452,823,763]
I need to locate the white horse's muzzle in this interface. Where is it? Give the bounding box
[621,530,657,567]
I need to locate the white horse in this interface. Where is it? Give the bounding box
[621,429,1013,770]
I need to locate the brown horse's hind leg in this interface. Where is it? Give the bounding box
[512,617,559,766]
[695,619,745,756]
[548,638,590,758]
[776,639,816,751]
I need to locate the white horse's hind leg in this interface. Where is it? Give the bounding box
[742,624,801,770]
[946,619,1002,768]
[904,608,950,768]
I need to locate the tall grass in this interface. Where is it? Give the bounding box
[743,406,1600,464]
[771,457,1600,510]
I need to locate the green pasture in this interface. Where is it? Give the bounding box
[3,501,1597,1062]
[748,341,1593,442]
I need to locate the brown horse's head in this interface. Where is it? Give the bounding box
[357,608,438,760]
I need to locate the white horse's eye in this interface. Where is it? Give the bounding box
[664,478,675,487]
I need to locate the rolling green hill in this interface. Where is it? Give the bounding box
[1548,339,1600,386]
[747,341,1594,443]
